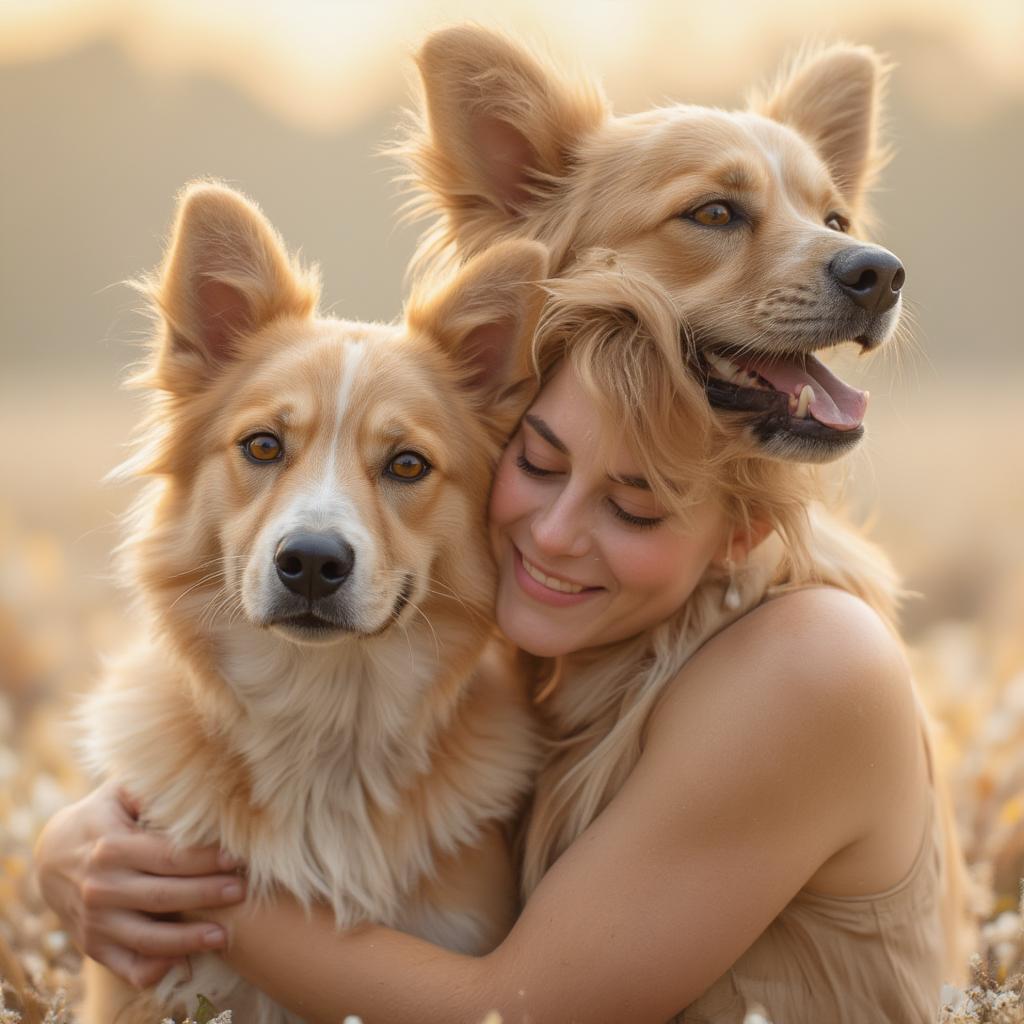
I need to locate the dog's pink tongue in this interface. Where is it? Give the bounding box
[743,354,868,430]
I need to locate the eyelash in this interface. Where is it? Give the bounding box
[515,453,665,530]
[612,506,664,530]
[515,452,551,477]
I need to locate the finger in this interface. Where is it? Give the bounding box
[101,946,186,989]
[115,786,144,822]
[91,779,142,829]
[82,870,245,913]
[101,833,242,877]
[118,872,246,914]
[105,910,227,959]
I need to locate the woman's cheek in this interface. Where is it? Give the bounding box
[609,535,674,589]
[488,452,527,564]
[488,451,530,530]
[609,531,712,598]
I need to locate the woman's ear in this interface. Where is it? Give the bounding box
[715,517,775,567]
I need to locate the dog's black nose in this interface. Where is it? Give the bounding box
[830,246,905,314]
[274,533,355,600]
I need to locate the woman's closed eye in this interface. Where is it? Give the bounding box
[517,447,665,528]
[607,500,664,530]
[516,451,558,477]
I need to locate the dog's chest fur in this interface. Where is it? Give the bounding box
[81,612,537,1022]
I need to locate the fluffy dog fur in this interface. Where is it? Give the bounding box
[79,183,546,1024]
[399,28,905,462]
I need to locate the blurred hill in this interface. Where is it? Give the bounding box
[0,38,419,384]
[1,26,1022,381]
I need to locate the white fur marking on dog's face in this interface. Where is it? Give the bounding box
[268,339,375,579]
[324,336,368,492]
[237,336,396,639]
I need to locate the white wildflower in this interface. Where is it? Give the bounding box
[940,982,967,1005]
[985,911,1024,945]
[40,933,68,958]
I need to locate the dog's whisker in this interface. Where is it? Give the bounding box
[419,578,482,620]
[197,587,242,630]
[162,554,246,582]
[409,603,442,664]
[396,617,417,675]
[167,572,231,612]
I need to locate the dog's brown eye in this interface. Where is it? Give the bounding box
[242,433,283,463]
[826,213,849,233]
[386,451,431,482]
[692,202,734,226]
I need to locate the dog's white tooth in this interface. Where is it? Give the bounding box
[796,384,814,419]
[707,353,741,381]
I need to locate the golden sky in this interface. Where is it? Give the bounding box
[2,0,1022,131]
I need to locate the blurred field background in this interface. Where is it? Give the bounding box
[1,0,1023,1019]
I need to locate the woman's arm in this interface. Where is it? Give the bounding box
[215,588,927,1024]
[33,780,245,986]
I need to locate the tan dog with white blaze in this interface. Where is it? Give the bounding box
[402,29,906,462]
[80,184,545,1024]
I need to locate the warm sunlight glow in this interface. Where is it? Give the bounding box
[1,0,1021,131]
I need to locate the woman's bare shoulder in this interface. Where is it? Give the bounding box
[646,587,919,836]
[681,585,909,711]
[727,584,901,650]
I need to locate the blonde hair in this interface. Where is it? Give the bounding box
[519,255,901,895]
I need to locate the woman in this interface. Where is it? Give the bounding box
[36,262,964,1022]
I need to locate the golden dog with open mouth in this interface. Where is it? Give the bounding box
[79,183,546,1024]
[401,29,905,462]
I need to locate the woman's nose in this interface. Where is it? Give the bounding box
[529,493,591,559]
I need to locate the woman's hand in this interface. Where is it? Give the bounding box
[33,780,246,988]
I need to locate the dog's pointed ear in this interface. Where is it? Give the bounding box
[406,239,549,426]
[753,45,889,211]
[406,26,607,253]
[151,182,319,391]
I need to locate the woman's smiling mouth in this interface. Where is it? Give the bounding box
[514,547,602,606]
